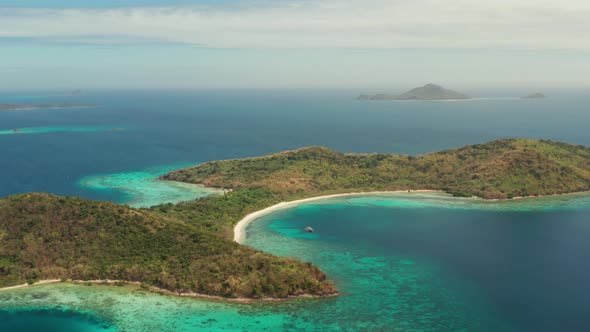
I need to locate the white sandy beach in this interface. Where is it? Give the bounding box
[234,190,590,243]
[0,279,143,292]
[0,279,61,292]
[233,190,438,244]
[0,278,324,302]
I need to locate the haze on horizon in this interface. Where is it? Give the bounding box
[0,0,589,90]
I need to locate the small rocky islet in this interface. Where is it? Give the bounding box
[358,84,471,101]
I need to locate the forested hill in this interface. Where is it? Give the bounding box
[3,139,589,299]
[0,193,336,299]
[162,139,590,199]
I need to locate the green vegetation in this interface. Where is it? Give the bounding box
[2,139,589,299]
[163,139,590,199]
[0,193,335,298]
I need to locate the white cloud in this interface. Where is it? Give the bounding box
[0,0,589,49]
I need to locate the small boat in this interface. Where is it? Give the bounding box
[305,227,314,233]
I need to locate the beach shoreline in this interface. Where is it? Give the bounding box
[0,279,336,303]
[0,279,62,292]
[2,190,588,301]
[233,190,439,244]
[232,189,590,244]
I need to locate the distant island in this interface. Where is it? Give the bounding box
[0,103,96,111]
[358,84,471,101]
[1,139,589,300]
[522,92,546,99]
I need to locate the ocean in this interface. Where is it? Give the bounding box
[1,89,589,203]
[1,89,590,331]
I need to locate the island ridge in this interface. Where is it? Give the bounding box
[163,139,590,200]
[1,139,589,301]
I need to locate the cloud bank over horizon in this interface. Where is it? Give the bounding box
[1,0,589,89]
[1,0,589,50]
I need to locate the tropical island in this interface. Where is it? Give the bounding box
[1,139,589,300]
[522,92,546,99]
[0,103,96,111]
[358,84,471,101]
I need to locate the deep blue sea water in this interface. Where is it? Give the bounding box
[0,308,115,332]
[2,194,590,331]
[1,89,590,331]
[1,89,589,201]
[245,194,590,331]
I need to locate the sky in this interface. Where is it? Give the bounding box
[0,0,589,89]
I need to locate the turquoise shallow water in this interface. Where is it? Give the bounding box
[1,90,590,331]
[2,90,590,200]
[2,193,590,331]
[78,164,223,208]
